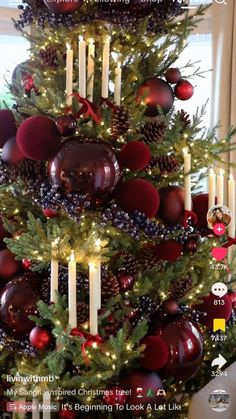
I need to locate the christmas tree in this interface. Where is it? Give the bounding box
[0,1,236,418]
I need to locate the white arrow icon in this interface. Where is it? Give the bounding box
[211,354,227,369]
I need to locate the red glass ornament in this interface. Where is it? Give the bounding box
[141,335,169,370]
[155,240,183,262]
[175,80,194,100]
[121,369,164,410]
[157,185,186,225]
[59,408,77,419]
[29,326,52,350]
[17,115,61,161]
[153,317,203,380]
[162,299,179,315]
[49,138,121,201]
[115,178,160,218]
[22,258,32,270]
[55,115,77,136]
[119,141,150,172]
[2,136,25,166]
[0,274,39,338]
[43,0,83,14]
[0,109,17,148]
[165,68,182,84]
[118,274,135,291]
[0,249,22,279]
[22,74,38,95]
[42,208,58,218]
[228,292,236,309]
[137,77,174,116]
[193,293,232,329]
[104,386,127,406]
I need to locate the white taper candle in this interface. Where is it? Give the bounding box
[68,251,77,329]
[101,36,110,98]
[87,38,95,102]
[66,43,73,106]
[228,174,235,238]
[89,262,98,335]
[79,36,86,99]
[183,148,191,211]
[114,62,122,105]
[43,392,51,419]
[208,168,216,210]
[50,240,59,304]
[217,169,224,205]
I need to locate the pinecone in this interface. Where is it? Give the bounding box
[77,302,89,325]
[101,270,120,303]
[154,154,181,175]
[178,110,191,132]
[116,252,141,276]
[111,106,130,138]
[39,47,58,69]
[138,246,163,272]
[169,276,193,299]
[140,119,167,144]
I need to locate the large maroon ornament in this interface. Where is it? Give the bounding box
[137,78,174,117]
[2,136,25,166]
[121,369,163,413]
[0,274,39,338]
[49,138,120,201]
[43,0,83,14]
[153,316,203,380]
[0,249,22,279]
[0,109,17,148]
[157,186,186,225]
[193,293,232,329]
[228,291,236,309]
[141,336,169,371]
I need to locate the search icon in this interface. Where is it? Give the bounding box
[215,0,227,5]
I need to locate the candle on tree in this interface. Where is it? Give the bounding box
[78,35,86,99]
[208,168,216,210]
[66,43,73,106]
[43,392,51,419]
[228,174,235,238]
[101,36,110,98]
[114,61,122,105]
[87,38,95,102]
[32,399,40,419]
[183,148,191,211]
[89,262,98,335]
[50,240,59,304]
[68,251,77,329]
[217,169,224,205]
[95,239,101,310]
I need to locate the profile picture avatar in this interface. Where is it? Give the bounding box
[207,205,232,229]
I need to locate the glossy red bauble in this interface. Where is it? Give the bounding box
[43,0,83,14]
[141,336,169,370]
[104,386,127,406]
[157,186,186,225]
[49,138,120,201]
[162,299,179,315]
[55,115,77,136]
[175,80,194,100]
[118,274,135,292]
[137,78,174,116]
[228,291,236,309]
[22,258,32,271]
[193,293,232,329]
[29,326,52,350]
[42,208,58,218]
[0,249,21,279]
[165,68,182,84]
[154,317,203,380]
[2,136,26,166]
[119,141,151,172]
[58,408,78,419]
[121,369,164,409]
[192,193,216,230]
[16,115,61,161]
[0,274,39,338]
[155,240,183,262]
[115,178,160,218]
[0,109,17,148]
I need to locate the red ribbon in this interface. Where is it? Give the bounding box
[223,237,236,248]
[66,93,102,124]
[182,210,198,228]
[71,328,103,364]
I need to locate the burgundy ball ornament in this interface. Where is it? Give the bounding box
[42,208,58,218]
[121,369,164,411]
[119,141,151,172]
[165,68,182,84]
[0,274,39,338]
[2,136,25,166]
[55,115,77,136]
[104,386,127,406]
[115,178,160,218]
[141,336,169,371]
[49,138,120,201]
[228,291,236,309]
[155,240,183,262]
[193,293,232,329]
[185,239,198,255]
[162,299,179,315]
[16,115,61,161]
[193,193,216,230]
[58,409,77,419]
[137,78,174,117]
[29,326,52,350]
[22,258,32,271]
[157,186,186,225]
[0,109,17,148]
[43,0,83,14]
[0,249,21,279]
[118,274,135,292]
[175,80,194,100]
[154,317,203,380]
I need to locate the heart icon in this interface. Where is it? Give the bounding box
[211,247,228,261]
